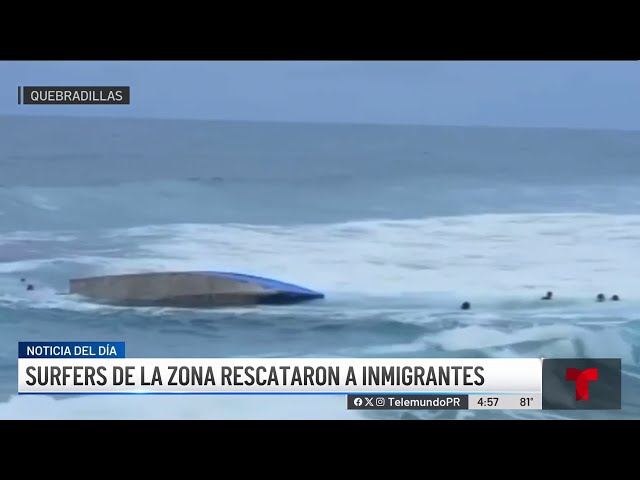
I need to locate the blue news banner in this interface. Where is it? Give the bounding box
[19,341,125,359]
[17,342,623,410]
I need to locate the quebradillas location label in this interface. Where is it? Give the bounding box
[18,86,130,105]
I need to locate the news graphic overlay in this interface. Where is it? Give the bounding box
[18,342,125,359]
[18,86,130,105]
[541,358,621,410]
[17,343,621,410]
[18,343,540,401]
[347,394,470,410]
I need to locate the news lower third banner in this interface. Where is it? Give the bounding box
[16,342,621,410]
[18,86,130,105]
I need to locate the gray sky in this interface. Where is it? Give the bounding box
[1,61,639,129]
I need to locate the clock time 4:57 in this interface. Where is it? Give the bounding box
[476,397,499,407]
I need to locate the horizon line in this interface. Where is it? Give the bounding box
[1,112,639,133]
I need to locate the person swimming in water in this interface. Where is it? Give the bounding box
[26,284,34,291]
[541,291,553,300]
[596,293,605,302]
[460,301,470,310]
[611,294,620,301]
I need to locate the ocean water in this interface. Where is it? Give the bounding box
[1,115,640,420]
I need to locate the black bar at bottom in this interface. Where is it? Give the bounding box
[347,394,468,410]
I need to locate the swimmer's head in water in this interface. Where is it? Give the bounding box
[20,278,25,282]
[541,291,553,300]
[26,284,34,291]
[611,295,620,301]
[461,301,470,310]
[596,293,605,302]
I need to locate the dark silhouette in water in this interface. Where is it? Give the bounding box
[541,291,553,300]
[20,278,25,283]
[611,295,620,301]
[460,301,470,310]
[596,293,605,302]
[26,284,34,291]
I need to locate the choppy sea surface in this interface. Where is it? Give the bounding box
[1,115,639,419]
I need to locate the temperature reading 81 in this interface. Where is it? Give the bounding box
[520,397,533,407]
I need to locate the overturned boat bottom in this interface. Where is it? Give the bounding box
[76,292,325,308]
[69,271,326,309]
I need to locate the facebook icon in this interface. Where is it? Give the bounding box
[542,358,621,410]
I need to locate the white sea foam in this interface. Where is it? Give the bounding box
[94,212,640,300]
[0,231,76,244]
[2,212,640,307]
[352,322,637,362]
